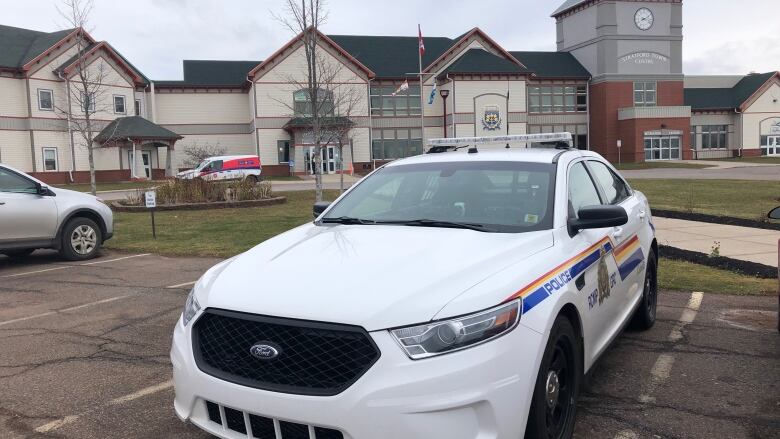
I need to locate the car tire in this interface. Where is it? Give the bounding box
[3,249,34,258]
[525,315,581,439]
[60,217,102,261]
[630,250,657,330]
[246,175,258,184]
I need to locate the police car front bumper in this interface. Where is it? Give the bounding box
[171,315,545,439]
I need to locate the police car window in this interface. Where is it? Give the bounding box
[212,160,223,171]
[323,161,555,233]
[568,162,602,216]
[587,161,631,204]
[0,168,37,193]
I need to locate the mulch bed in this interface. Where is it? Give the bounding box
[110,196,286,212]
[659,245,777,279]
[653,209,780,231]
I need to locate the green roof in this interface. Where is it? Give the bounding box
[510,51,590,78]
[94,116,182,143]
[156,60,260,87]
[684,72,777,110]
[0,24,74,69]
[328,35,456,77]
[440,49,529,76]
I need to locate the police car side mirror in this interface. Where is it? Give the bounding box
[568,205,628,236]
[313,201,331,218]
[769,206,780,220]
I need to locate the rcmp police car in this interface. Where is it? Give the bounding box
[176,155,262,182]
[171,133,657,439]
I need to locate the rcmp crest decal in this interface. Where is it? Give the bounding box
[482,106,501,131]
[597,247,611,304]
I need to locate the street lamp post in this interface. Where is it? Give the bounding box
[439,88,450,138]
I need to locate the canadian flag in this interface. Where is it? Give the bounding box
[418,24,425,57]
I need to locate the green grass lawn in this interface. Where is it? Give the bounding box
[105,190,340,258]
[56,181,161,193]
[659,258,777,295]
[709,156,780,164]
[612,162,711,170]
[628,179,780,220]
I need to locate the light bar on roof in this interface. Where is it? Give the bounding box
[427,132,573,146]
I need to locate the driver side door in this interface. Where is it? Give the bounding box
[0,167,58,243]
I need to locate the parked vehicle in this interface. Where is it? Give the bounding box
[0,164,113,260]
[176,155,262,182]
[171,144,657,439]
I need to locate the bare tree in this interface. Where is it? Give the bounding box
[181,141,226,169]
[55,0,109,195]
[274,0,361,202]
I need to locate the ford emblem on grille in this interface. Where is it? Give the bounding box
[249,342,281,360]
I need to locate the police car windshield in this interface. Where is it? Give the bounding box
[195,160,210,171]
[323,161,555,233]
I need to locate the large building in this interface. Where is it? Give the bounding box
[1,0,778,183]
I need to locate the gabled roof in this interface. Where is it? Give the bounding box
[0,24,76,69]
[327,34,455,78]
[56,41,146,84]
[552,0,589,17]
[684,72,779,111]
[510,51,590,78]
[439,48,529,77]
[156,60,261,87]
[94,116,182,144]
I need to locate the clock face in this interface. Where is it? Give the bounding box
[634,7,654,30]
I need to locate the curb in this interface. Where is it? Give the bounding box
[653,209,780,231]
[110,196,287,212]
[659,244,777,279]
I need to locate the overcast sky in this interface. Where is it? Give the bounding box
[2,0,778,79]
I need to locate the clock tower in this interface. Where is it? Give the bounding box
[553,0,691,162]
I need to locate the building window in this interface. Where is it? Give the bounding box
[277,140,290,163]
[528,124,587,149]
[528,85,586,113]
[634,82,656,107]
[370,83,421,116]
[690,127,696,149]
[371,128,423,160]
[42,148,58,171]
[113,95,126,114]
[38,89,54,111]
[134,99,141,116]
[700,125,727,149]
[293,89,334,117]
[80,91,96,112]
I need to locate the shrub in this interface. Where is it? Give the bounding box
[123,179,273,205]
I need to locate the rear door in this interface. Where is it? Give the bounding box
[0,167,58,243]
[585,160,646,315]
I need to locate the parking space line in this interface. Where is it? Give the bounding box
[0,295,131,327]
[639,291,704,403]
[80,253,150,266]
[0,265,71,279]
[35,415,80,433]
[166,280,197,289]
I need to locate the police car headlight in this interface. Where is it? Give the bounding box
[390,299,522,360]
[182,288,201,326]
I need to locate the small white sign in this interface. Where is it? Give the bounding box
[617,140,622,148]
[144,191,156,208]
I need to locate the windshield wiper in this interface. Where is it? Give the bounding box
[320,216,376,225]
[376,219,497,232]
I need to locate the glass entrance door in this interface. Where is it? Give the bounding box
[766,136,780,156]
[305,146,337,175]
[644,135,681,160]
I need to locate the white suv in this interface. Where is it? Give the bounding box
[0,164,114,260]
[172,148,656,439]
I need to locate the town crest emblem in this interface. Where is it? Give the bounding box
[482,106,501,131]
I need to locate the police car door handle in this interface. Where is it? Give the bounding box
[638,210,646,219]
[613,227,624,238]
[0,201,5,205]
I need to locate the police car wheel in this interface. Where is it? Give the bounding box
[525,315,581,439]
[630,251,657,330]
[246,175,258,184]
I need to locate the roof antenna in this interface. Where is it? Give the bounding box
[505,143,510,149]
[467,145,478,154]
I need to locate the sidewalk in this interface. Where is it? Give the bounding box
[653,216,780,267]
[666,159,780,169]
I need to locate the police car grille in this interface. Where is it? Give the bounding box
[192,308,380,396]
[204,400,344,439]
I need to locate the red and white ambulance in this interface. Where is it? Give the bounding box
[176,155,262,182]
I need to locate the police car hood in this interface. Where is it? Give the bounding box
[202,223,553,330]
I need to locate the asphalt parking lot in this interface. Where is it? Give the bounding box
[0,251,777,439]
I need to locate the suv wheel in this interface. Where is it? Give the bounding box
[60,217,102,261]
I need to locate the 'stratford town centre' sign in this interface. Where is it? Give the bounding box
[619,52,670,65]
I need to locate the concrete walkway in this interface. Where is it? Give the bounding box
[653,216,780,267]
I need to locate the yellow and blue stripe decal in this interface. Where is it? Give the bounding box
[505,234,644,314]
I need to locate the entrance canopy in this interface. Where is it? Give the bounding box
[94,116,183,178]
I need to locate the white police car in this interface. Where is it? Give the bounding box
[171,134,657,439]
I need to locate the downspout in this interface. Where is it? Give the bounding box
[586,81,591,150]
[58,71,76,182]
[142,83,150,118]
[734,107,743,157]
[24,76,36,172]
[367,78,373,167]
[247,76,260,157]
[150,81,157,123]
[448,74,456,138]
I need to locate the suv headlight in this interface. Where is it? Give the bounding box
[390,299,521,360]
[182,288,201,326]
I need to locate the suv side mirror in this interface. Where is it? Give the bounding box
[313,201,331,218]
[568,205,628,236]
[769,206,780,220]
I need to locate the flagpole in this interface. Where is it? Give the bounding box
[418,25,425,152]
